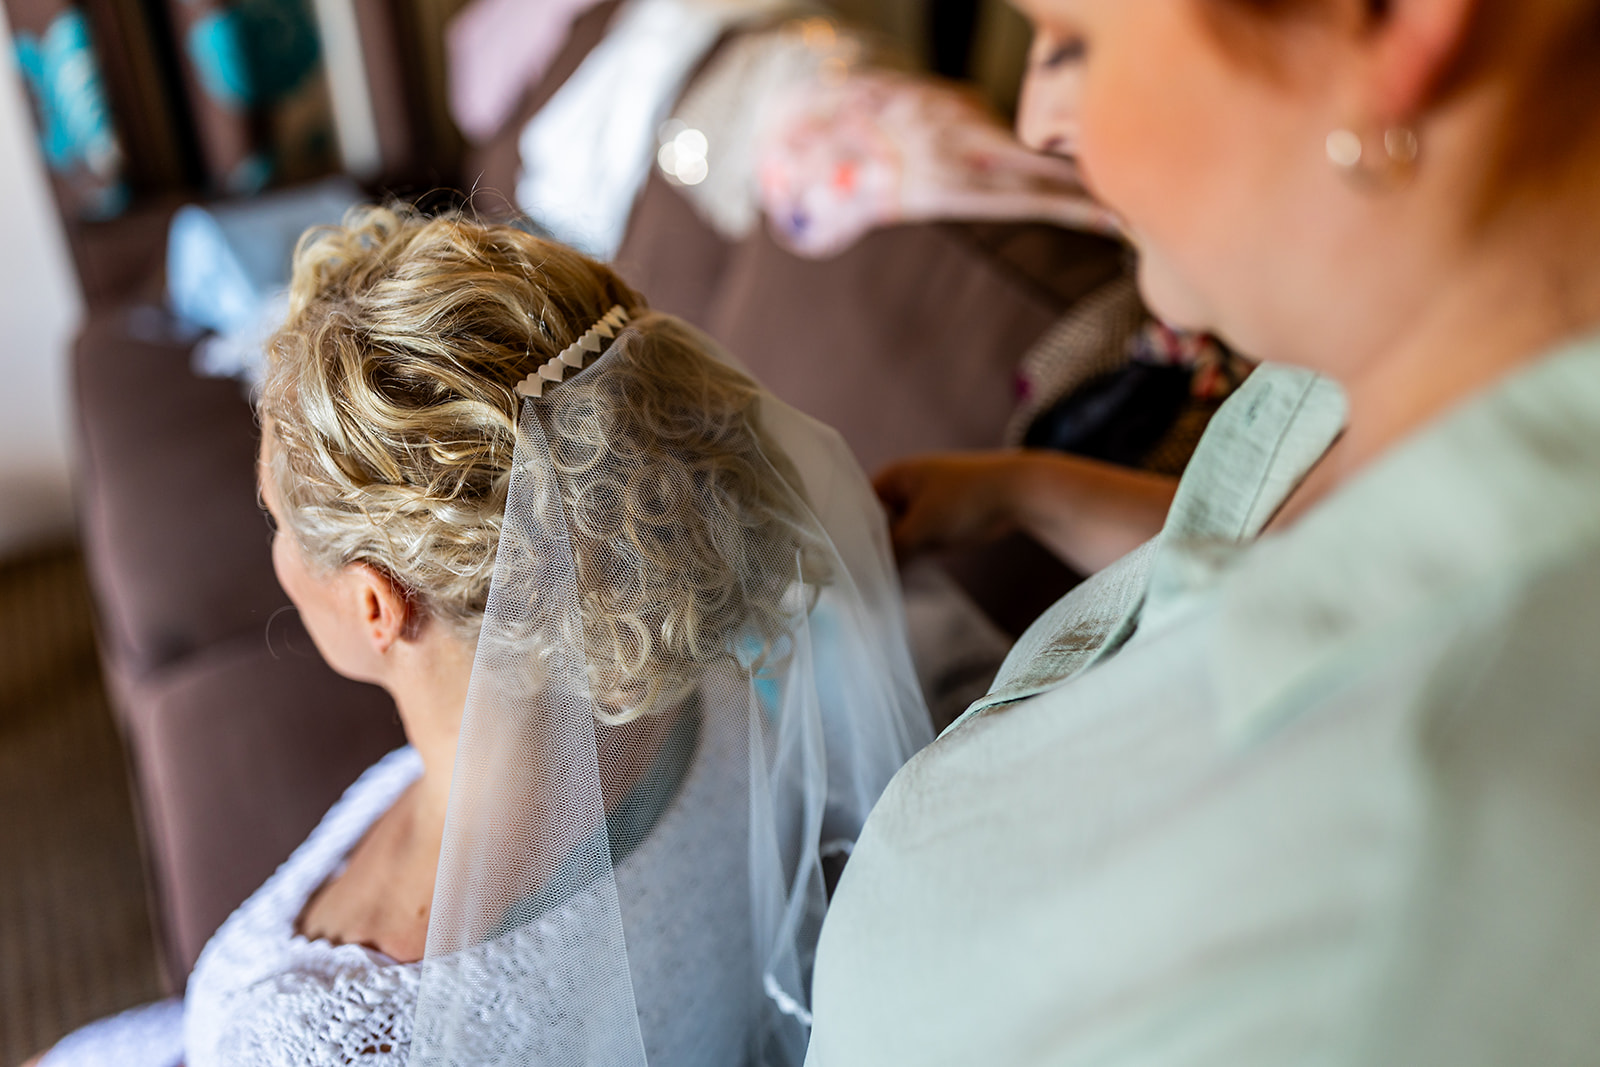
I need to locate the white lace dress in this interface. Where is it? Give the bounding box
[182,746,426,1065]
[44,703,751,1067]
[37,748,421,1067]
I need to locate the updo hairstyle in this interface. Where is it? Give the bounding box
[261,204,826,720]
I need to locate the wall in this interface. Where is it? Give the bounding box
[0,7,84,556]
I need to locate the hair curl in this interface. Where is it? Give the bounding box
[262,204,828,721]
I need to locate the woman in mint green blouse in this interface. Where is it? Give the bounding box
[807,1,1600,1065]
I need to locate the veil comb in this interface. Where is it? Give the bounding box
[414,312,931,1066]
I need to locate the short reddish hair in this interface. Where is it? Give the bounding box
[1199,0,1600,200]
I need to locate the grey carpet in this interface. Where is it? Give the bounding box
[0,545,162,1066]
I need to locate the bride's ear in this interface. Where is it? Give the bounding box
[345,562,417,655]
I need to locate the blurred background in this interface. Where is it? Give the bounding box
[0,0,1033,555]
[0,0,1232,1060]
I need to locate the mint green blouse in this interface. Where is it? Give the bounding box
[807,332,1600,1067]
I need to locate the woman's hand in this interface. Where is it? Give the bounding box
[875,450,1178,574]
[874,452,1031,558]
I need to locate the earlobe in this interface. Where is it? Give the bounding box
[1370,0,1479,121]
[1325,0,1476,186]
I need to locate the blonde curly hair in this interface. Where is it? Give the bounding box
[261,204,827,720]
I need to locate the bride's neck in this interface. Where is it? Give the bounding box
[375,626,687,833]
[381,627,475,827]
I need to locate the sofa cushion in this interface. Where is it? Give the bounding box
[122,623,404,982]
[67,199,179,306]
[73,305,287,682]
[613,172,734,331]
[707,221,1124,474]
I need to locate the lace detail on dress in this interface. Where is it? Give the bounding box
[183,705,752,1067]
[211,965,420,1066]
[184,747,424,1067]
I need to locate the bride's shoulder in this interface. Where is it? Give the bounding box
[184,748,424,1067]
[278,747,424,882]
[334,748,424,823]
[186,749,422,1010]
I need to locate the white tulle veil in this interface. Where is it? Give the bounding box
[408,311,931,1065]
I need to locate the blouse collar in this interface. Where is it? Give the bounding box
[1202,329,1600,741]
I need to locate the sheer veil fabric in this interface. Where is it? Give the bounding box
[411,316,932,1065]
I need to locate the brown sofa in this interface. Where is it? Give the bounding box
[73,239,406,986]
[71,9,1124,987]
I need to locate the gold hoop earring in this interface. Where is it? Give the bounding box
[1326,125,1420,187]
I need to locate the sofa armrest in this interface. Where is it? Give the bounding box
[122,625,404,983]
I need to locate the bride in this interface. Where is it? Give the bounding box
[34,205,931,1067]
